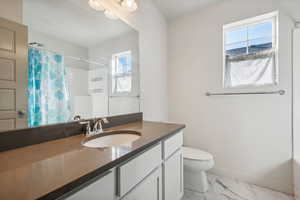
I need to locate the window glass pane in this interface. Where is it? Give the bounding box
[225,28,247,44]
[248,21,273,39]
[116,76,132,93]
[116,54,132,74]
[117,56,127,74]
[223,15,277,88]
[118,56,127,66]
[127,55,132,73]
[248,37,272,53]
[226,42,247,56]
[112,52,133,94]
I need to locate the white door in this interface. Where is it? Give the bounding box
[0,17,28,131]
[164,149,183,200]
[66,171,115,200]
[293,28,300,199]
[123,167,162,200]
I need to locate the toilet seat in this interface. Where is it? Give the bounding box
[183,147,213,161]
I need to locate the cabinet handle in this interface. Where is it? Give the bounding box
[157,177,160,200]
[180,153,183,193]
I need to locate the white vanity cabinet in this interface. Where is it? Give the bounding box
[163,131,184,200]
[64,131,183,200]
[118,144,162,197]
[121,131,183,200]
[66,171,115,200]
[122,167,162,200]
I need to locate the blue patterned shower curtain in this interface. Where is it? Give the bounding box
[28,48,71,127]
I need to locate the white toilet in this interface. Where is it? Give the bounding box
[183,146,214,193]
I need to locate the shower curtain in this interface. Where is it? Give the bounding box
[28,48,71,127]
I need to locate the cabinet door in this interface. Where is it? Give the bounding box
[66,171,115,200]
[119,144,162,197]
[164,149,183,200]
[123,167,162,200]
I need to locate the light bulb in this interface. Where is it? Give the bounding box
[88,0,105,11]
[125,0,134,7]
[121,0,138,12]
[104,10,119,20]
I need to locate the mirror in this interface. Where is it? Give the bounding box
[0,0,140,131]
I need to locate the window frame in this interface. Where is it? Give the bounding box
[222,11,279,88]
[111,50,133,96]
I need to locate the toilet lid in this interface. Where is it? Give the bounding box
[182,147,213,161]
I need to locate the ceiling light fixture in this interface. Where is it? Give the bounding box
[88,0,105,11]
[88,0,119,20]
[104,9,119,20]
[119,0,138,12]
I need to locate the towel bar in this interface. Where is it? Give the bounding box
[205,90,285,96]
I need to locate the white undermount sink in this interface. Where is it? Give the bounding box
[82,130,141,148]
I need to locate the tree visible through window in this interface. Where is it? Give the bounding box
[111,51,132,94]
[223,12,278,88]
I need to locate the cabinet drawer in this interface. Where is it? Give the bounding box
[118,144,162,197]
[163,131,183,160]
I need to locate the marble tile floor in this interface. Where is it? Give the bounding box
[182,173,294,200]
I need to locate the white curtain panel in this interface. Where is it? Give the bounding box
[224,50,277,88]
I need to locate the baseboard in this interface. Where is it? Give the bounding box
[210,167,294,195]
[294,158,300,198]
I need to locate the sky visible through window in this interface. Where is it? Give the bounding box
[117,55,132,73]
[225,21,273,56]
[112,52,133,94]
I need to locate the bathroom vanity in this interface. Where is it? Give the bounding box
[68,131,183,200]
[0,121,185,200]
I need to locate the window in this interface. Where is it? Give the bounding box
[223,12,278,88]
[111,51,132,94]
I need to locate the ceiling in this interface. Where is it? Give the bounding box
[279,0,300,22]
[152,0,300,22]
[152,0,223,20]
[23,0,134,48]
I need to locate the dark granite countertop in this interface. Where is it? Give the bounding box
[0,121,185,200]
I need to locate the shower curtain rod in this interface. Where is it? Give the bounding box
[205,90,285,96]
[28,45,109,67]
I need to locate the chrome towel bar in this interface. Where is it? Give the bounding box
[205,90,285,96]
[109,95,140,98]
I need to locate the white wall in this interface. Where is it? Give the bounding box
[293,28,300,200]
[101,0,168,121]
[27,29,89,70]
[0,0,22,23]
[89,31,139,116]
[67,67,91,119]
[89,68,109,117]
[168,0,294,194]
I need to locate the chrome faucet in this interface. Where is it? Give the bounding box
[79,121,92,136]
[79,118,109,137]
[93,118,109,134]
